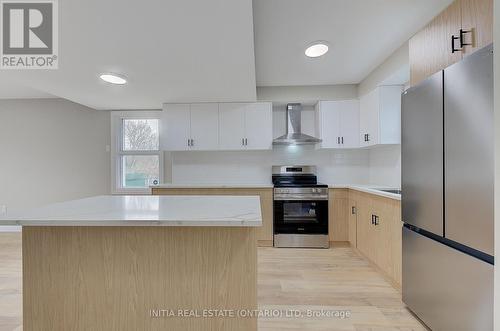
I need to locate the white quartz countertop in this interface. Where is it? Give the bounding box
[152,183,273,189]
[0,195,262,227]
[329,184,401,200]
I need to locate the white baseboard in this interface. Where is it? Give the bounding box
[0,226,21,232]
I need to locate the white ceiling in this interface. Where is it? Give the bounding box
[253,0,454,86]
[0,0,257,110]
[1,0,455,109]
[0,81,54,99]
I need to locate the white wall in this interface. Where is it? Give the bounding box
[257,85,358,104]
[0,99,111,228]
[358,42,410,97]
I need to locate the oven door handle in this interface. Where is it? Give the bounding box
[274,195,329,201]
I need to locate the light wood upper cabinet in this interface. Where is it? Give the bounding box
[460,0,493,55]
[409,0,492,86]
[316,100,360,149]
[359,86,402,147]
[409,1,462,86]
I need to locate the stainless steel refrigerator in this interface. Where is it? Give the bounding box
[402,44,494,330]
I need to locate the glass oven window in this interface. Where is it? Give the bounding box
[283,202,319,224]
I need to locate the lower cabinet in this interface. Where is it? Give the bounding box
[348,190,402,288]
[151,187,273,247]
[328,189,349,242]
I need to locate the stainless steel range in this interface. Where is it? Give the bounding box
[272,165,329,248]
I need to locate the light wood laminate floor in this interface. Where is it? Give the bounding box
[0,233,425,331]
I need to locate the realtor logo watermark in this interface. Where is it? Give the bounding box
[0,0,58,69]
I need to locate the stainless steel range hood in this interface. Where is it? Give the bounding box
[272,103,322,145]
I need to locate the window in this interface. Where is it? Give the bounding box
[111,112,163,193]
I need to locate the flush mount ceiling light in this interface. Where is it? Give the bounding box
[305,42,329,58]
[99,73,127,85]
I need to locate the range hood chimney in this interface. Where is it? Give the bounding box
[272,103,322,145]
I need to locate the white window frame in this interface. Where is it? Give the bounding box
[111,111,163,194]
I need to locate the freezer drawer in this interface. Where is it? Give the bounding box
[444,44,494,255]
[403,227,493,331]
[401,71,444,236]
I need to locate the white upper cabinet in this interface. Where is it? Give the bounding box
[162,102,272,151]
[189,103,219,151]
[161,104,191,151]
[359,85,402,147]
[218,103,246,150]
[316,100,359,149]
[243,103,273,150]
[161,103,219,151]
[219,102,272,151]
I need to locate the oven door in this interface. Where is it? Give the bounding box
[274,199,328,234]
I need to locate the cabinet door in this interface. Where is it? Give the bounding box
[219,103,246,150]
[371,196,393,279]
[339,100,360,148]
[359,89,379,147]
[378,86,402,145]
[409,0,462,86]
[317,101,341,148]
[355,193,374,259]
[161,104,191,151]
[460,0,493,55]
[359,94,370,148]
[328,189,349,242]
[372,196,402,286]
[348,192,357,247]
[244,103,273,150]
[190,103,219,150]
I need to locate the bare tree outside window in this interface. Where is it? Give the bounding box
[123,119,159,151]
[121,119,160,188]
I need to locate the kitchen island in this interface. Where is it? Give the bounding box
[1,195,262,331]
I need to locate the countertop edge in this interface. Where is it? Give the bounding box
[151,184,274,189]
[329,185,401,200]
[8,220,263,227]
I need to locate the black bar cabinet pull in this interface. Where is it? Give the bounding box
[451,35,461,53]
[459,28,472,48]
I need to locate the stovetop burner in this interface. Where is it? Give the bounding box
[272,165,326,188]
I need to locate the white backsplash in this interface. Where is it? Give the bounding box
[167,145,371,185]
[369,145,401,187]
